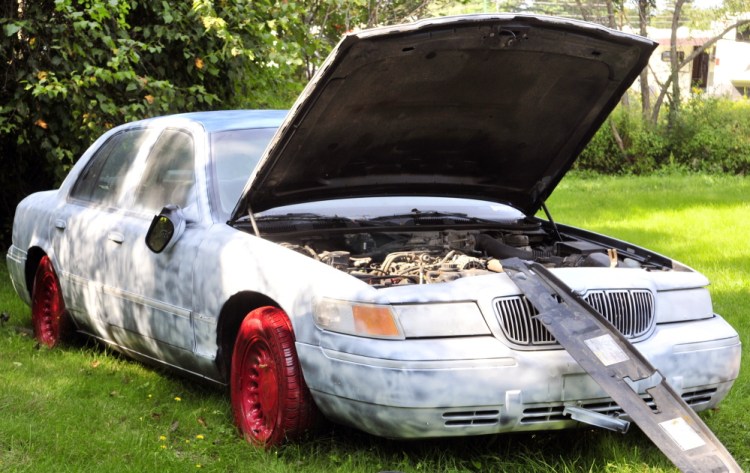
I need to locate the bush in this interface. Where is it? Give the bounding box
[669,95,750,174]
[0,0,308,246]
[577,95,750,175]
[577,105,667,174]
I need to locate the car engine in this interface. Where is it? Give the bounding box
[274,225,648,287]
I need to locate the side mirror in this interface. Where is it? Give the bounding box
[145,205,186,253]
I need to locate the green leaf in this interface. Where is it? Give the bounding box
[3,23,22,37]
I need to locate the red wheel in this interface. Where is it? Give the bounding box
[31,256,69,347]
[230,306,318,447]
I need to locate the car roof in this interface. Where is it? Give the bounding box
[134,110,287,133]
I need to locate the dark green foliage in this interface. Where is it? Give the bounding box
[669,95,750,174]
[577,95,750,175]
[0,0,443,247]
[578,108,667,174]
[0,0,307,245]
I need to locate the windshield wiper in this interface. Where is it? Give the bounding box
[251,213,359,235]
[365,209,490,225]
[255,212,337,221]
[364,209,502,226]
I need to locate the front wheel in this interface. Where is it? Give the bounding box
[230,306,319,447]
[31,256,70,347]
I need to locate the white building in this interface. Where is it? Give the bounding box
[646,20,750,99]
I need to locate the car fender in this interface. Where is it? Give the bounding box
[9,191,62,293]
[191,224,381,359]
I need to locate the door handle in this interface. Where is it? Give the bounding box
[107,231,125,244]
[54,219,66,230]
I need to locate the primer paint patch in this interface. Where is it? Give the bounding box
[584,334,630,366]
[659,417,706,451]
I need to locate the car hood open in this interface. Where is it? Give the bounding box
[232,14,656,221]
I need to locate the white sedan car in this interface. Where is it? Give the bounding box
[7,15,741,448]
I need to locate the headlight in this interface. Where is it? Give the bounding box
[314,299,404,339]
[655,288,714,323]
[314,299,490,339]
[392,302,490,337]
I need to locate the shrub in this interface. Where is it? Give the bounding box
[577,104,667,174]
[577,95,750,175]
[669,95,750,174]
[0,0,307,246]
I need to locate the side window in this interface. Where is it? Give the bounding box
[132,129,195,214]
[70,129,149,207]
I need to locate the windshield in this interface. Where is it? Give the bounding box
[211,127,277,219]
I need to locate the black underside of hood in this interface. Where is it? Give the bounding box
[234,15,656,220]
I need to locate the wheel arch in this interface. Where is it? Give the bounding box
[24,247,48,299]
[215,291,281,382]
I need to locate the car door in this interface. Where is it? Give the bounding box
[52,128,156,334]
[101,126,206,365]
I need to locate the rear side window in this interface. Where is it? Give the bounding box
[132,129,195,214]
[70,129,150,207]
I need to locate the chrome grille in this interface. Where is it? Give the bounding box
[494,289,655,346]
[495,296,556,346]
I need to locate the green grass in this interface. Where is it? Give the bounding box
[1,173,748,472]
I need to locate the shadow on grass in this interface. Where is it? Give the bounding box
[282,421,671,472]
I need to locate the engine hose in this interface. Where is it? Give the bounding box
[476,234,535,260]
[477,234,558,260]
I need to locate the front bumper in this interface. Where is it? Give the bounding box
[298,315,740,438]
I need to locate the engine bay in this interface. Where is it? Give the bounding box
[265,219,664,287]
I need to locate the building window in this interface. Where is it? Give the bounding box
[661,50,685,62]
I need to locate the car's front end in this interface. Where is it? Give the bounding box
[248,197,741,438]
[212,12,742,450]
[302,319,739,438]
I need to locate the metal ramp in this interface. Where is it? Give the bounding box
[503,258,741,473]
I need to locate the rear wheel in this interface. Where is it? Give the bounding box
[31,256,70,347]
[230,306,318,447]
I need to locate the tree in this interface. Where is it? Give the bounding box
[0,0,456,245]
[652,6,750,124]
[637,0,655,120]
[290,1,459,80]
[0,0,306,244]
[666,0,687,128]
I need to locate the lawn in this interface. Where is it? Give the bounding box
[0,173,747,472]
